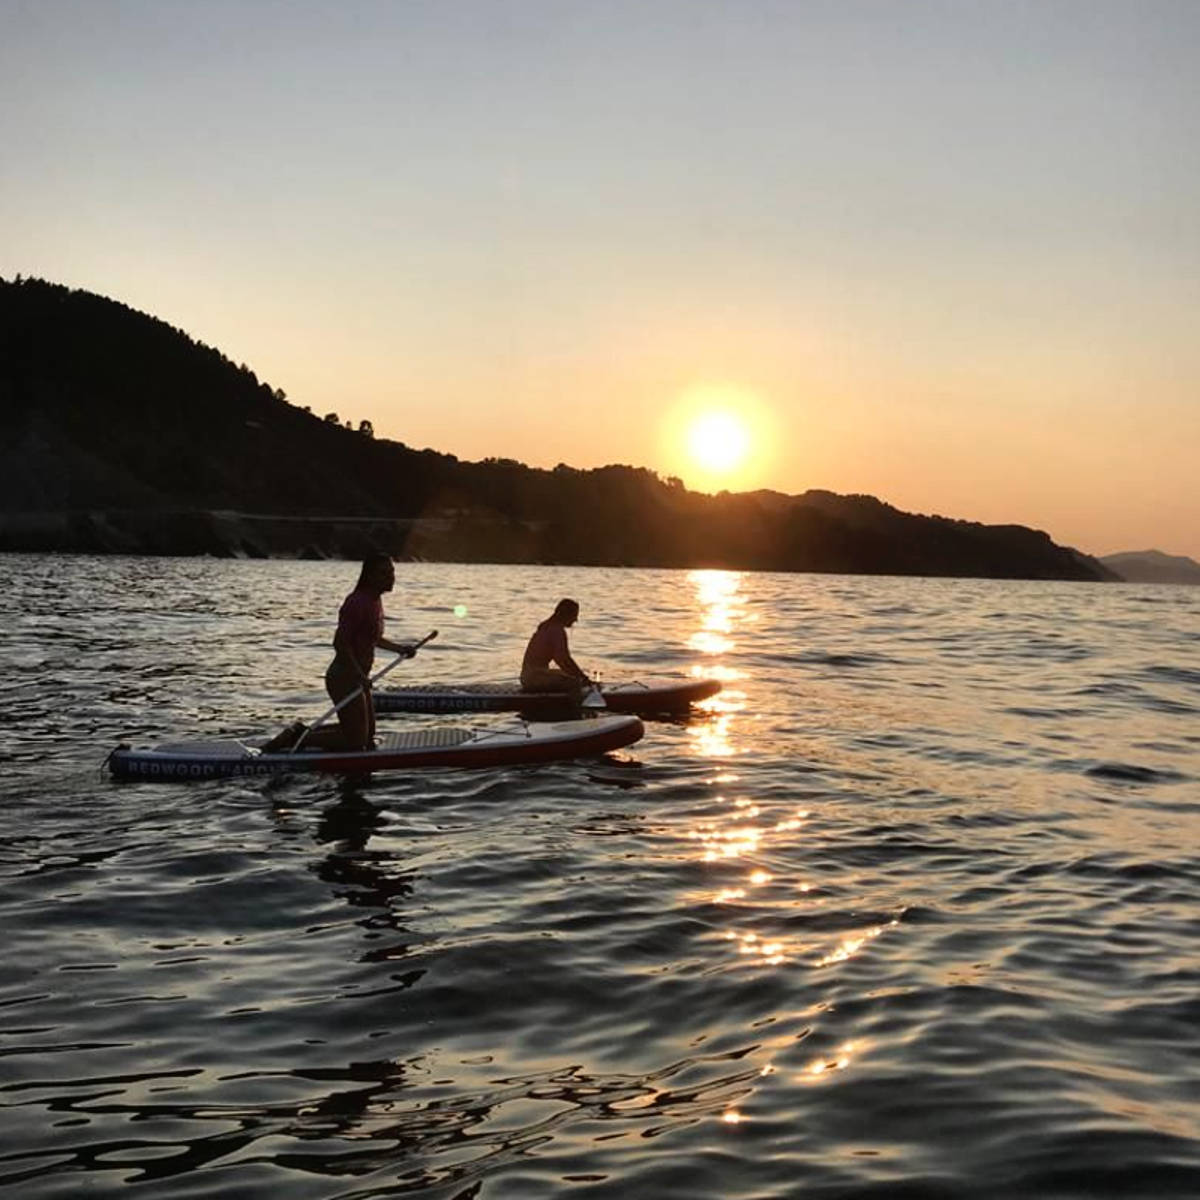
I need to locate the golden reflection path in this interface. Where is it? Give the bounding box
[686,570,748,762]
[676,570,904,1126]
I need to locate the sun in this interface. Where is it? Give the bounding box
[687,410,751,474]
[662,384,774,492]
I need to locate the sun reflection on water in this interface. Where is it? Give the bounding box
[804,1039,866,1078]
[677,570,898,1118]
[691,662,743,686]
[814,917,902,967]
[723,929,788,967]
[690,710,738,759]
[689,569,748,640]
[690,630,733,655]
[690,801,818,969]
[689,819,760,862]
[686,570,749,761]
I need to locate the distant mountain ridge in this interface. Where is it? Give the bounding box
[1100,550,1200,585]
[0,276,1114,580]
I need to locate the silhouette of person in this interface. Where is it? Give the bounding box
[520,598,591,698]
[264,554,414,752]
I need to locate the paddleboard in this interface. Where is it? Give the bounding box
[375,676,722,716]
[108,714,643,780]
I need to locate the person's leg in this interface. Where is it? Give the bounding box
[260,719,308,753]
[334,690,372,750]
[276,664,370,752]
[326,661,372,750]
[261,663,373,753]
[285,725,341,750]
[521,667,583,700]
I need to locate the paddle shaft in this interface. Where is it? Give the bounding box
[293,630,438,750]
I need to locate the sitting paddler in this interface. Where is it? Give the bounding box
[262,553,416,753]
[520,598,593,700]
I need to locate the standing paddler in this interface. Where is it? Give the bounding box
[263,554,417,752]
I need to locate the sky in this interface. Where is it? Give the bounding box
[3,0,1198,559]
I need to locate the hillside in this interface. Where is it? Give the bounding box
[0,277,1114,580]
[1101,550,1200,585]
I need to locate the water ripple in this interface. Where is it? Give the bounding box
[1,560,1199,1198]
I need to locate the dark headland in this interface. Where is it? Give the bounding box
[0,277,1115,580]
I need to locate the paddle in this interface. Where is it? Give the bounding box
[291,629,438,751]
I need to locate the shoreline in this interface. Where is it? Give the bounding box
[0,508,1122,580]
[0,509,547,562]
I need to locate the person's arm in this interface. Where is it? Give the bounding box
[377,634,417,658]
[549,628,589,682]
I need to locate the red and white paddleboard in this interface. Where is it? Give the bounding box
[108,714,644,780]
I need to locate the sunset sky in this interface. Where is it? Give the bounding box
[3,1,1198,559]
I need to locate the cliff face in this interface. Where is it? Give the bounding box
[0,277,1113,580]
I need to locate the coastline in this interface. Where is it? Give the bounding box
[0,507,1117,580]
[0,509,548,562]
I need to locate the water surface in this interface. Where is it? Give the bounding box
[2,558,1198,1198]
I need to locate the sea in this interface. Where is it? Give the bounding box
[1,555,1198,1200]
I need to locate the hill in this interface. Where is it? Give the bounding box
[1100,550,1200,585]
[0,276,1113,580]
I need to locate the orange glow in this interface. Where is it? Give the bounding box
[689,630,733,655]
[664,387,775,493]
[688,410,750,474]
[691,713,737,760]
